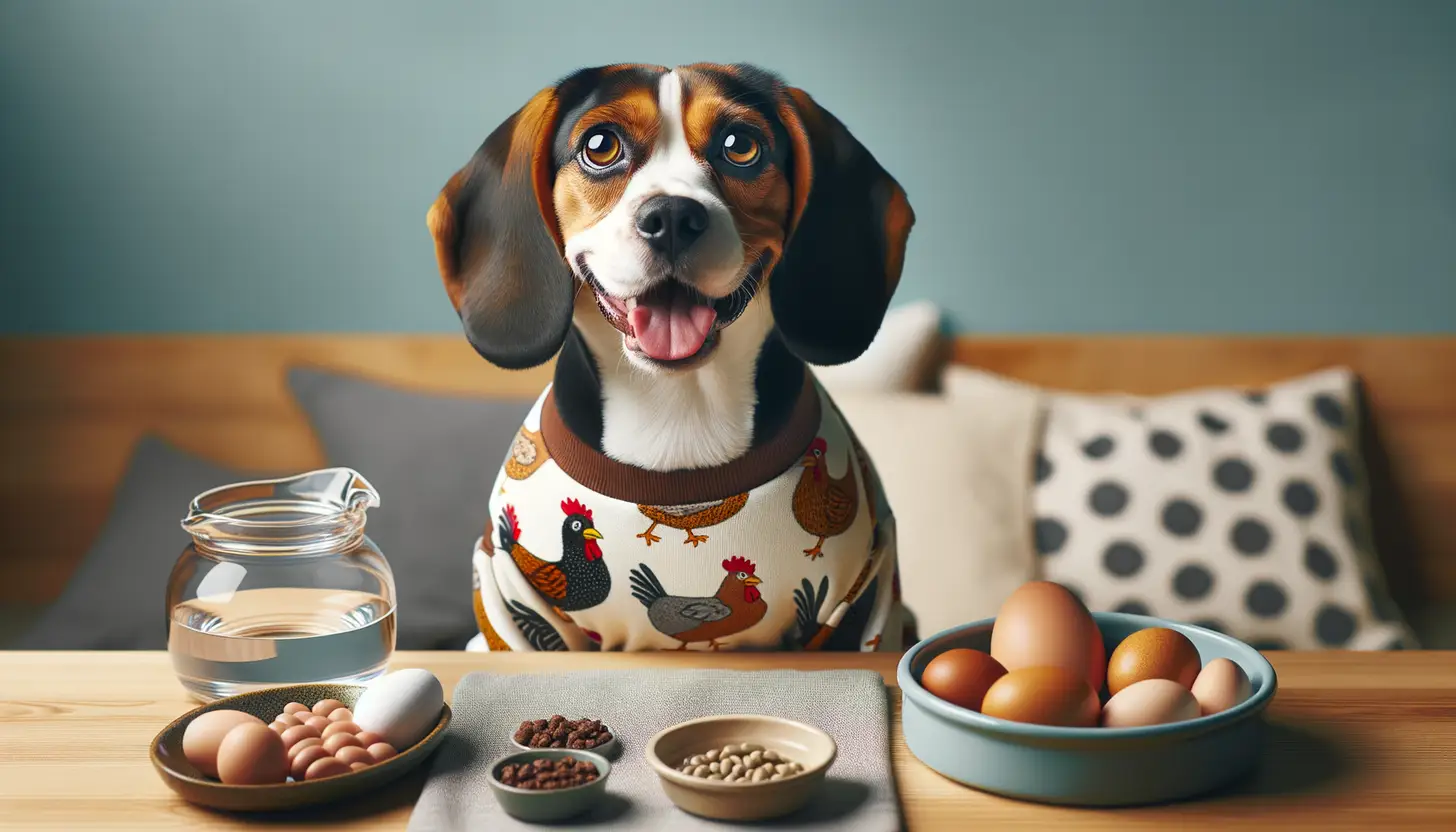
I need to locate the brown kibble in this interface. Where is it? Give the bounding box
[311,699,347,717]
[496,755,599,790]
[513,716,613,749]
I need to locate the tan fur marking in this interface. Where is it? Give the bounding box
[881,185,915,293]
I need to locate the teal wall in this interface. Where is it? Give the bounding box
[2,0,1453,334]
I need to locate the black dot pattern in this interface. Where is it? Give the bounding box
[1313,394,1346,428]
[1266,422,1305,453]
[1304,540,1338,581]
[1230,518,1272,555]
[1315,604,1357,646]
[1149,430,1183,459]
[1283,480,1320,517]
[1031,383,1411,652]
[1034,517,1068,555]
[1172,563,1214,600]
[1089,481,1130,517]
[1213,458,1255,493]
[1162,498,1204,537]
[1331,450,1355,487]
[1245,580,1288,618]
[1199,411,1231,434]
[1034,452,1053,485]
[1103,541,1145,577]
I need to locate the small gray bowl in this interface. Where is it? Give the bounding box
[898,612,1277,807]
[486,748,613,823]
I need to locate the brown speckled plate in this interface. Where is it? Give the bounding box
[150,683,451,812]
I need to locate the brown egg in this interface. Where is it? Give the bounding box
[216,722,288,785]
[304,715,332,733]
[350,762,371,772]
[981,666,1100,727]
[920,649,1007,712]
[366,742,398,762]
[1107,627,1201,695]
[334,745,373,766]
[990,581,1106,693]
[304,756,352,780]
[280,724,321,749]
[287,737,323,760]
[311,699,347,717]
[355,731,386,748]
[289,745,332,780]
[283,702,311,716]
[322,733,363,754]
[1190,658,1252,715]
[182,710,265,778]
[272,712,303,730]
[322,720,363,739]
[1101,679,1201,727]
[327,707,354,723]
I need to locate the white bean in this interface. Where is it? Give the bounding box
[774,763,790,775]
[742,743,764,754]
[709,761,721,774]
[689,755,705,766]
[751,767,770,782]
[770,773,784,781]
[725,772,741,782]
[730,763,744,778]
[692,765,709,777]
[745,751,763,768]
[708,773,724,780]
[727,754,742,768]
[704,749,720,762]
[763,750,781,763]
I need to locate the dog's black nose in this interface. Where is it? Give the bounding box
[635,195,709,258]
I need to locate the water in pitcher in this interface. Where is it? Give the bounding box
[169,587,395,700]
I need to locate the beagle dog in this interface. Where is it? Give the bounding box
[428,64,914,652]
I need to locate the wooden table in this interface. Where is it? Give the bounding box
[1,651,1453,830]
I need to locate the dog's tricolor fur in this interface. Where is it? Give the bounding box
[430,64,913,651]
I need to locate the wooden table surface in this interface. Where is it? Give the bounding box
[1,650,1454,830]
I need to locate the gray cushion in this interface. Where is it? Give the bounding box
[287,367,535,649]
[13,436,247,650]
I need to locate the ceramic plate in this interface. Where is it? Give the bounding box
[150,682,450,812]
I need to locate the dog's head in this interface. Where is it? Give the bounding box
[427,63,914,372]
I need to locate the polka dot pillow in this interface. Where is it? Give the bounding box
[1032,368,1416,651]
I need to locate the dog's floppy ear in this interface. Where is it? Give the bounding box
[427,86,572,370]
[771,87,915,366]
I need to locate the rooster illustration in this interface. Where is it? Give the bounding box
[497,500,610,622]
[792,437,859,559]
[629,557,766,650]
[505,427,549,480]
[637,493,749,547]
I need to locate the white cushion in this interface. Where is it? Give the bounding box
[833,379,1040,638]
[1004,366,1416,650]
[811,301,943,395]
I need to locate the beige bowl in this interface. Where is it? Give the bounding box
[645,714,837,822]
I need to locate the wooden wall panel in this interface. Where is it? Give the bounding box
[1,335,1451,604]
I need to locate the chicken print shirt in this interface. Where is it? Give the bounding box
[470,371,900,653]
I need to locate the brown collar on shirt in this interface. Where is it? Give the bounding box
[539,367,822,505]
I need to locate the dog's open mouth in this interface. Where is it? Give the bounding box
[580,255,762,366]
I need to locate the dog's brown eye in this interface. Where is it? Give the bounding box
[722,132,760,167]
[581,129,622,169]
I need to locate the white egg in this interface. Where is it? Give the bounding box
[353,669,444,751]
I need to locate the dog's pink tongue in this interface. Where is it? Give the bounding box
[628,293,717,361]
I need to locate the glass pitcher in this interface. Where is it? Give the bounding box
[166,468,396,701]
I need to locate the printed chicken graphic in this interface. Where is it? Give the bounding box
[636,493,749,547]
[497,500,610,622]
[792,437,859,559]
[629,557,766,650]
[505,427,549,480]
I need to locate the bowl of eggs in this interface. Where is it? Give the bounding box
[897,581,1276,807]
[150,670,449,811]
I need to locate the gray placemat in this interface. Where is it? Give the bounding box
[408,669,900,831]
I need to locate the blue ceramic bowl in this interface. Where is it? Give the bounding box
[898,612,1277,807]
